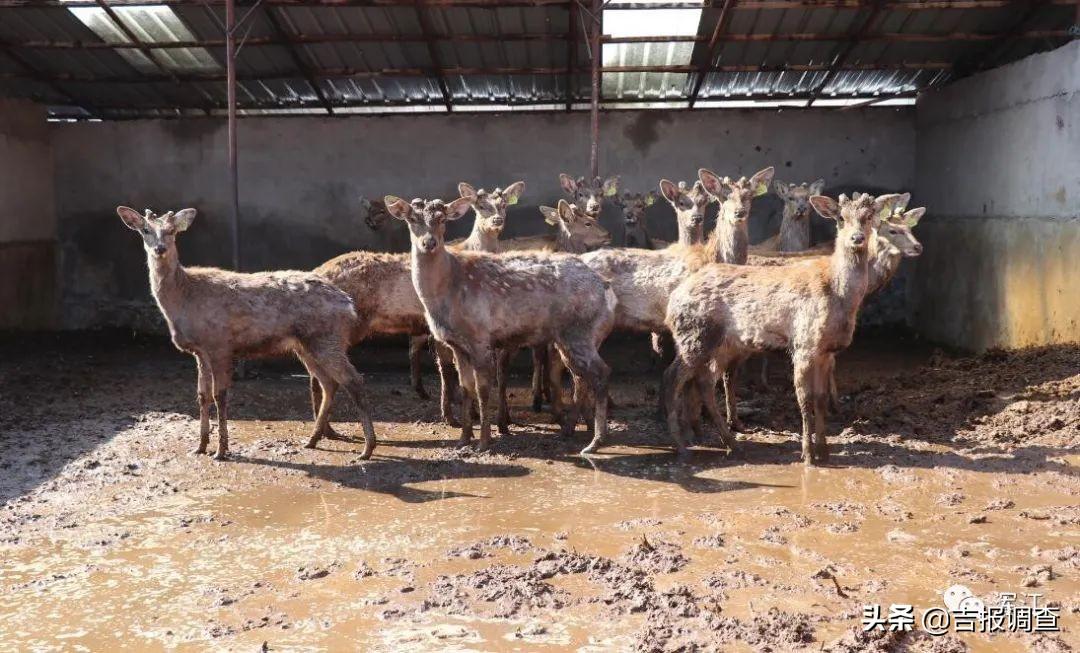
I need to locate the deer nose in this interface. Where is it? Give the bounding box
[912,242,923,255]
[851,232,866,246]
[689,215,703,226]
[491,217,504,227]
[419,235,437,251]
[153,244,167,255]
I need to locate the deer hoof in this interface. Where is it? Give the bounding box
[190,447,208,456]
[497,423,511,436]
[414,386,430,400]
[212,450,230,461]
[357,450,373,461]
[531,397,543,412]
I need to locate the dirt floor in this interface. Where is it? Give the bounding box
[0,331,1077,652]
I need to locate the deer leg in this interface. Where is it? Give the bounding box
[307,340,378,460]
[193,352,212,455]
[793,356,816,466]
[209,354,234,461]
[680,377,705,446]
[695,370,742,456]
[471,351,496,453]
[296,353,338,450]
[661,359,696,456]
[495,348,512,436]
[827,355,841,414]
[813,361,830,464]
[759,355,769,390]
[530,346,546,412]
[547,349,568,431]
[574,349,611,455]
[409,335,431,400]
[722,363,745,432]
[307,375,341,444]
[452,350,476,446]
[430,341,459,427]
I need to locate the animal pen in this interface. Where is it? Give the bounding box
[0,0,1077,650]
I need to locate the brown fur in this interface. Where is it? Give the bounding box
[117,206,377,460]
[386,195,616,454]
[662,192,903,464]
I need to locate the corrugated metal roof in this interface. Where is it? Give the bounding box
[0,1,1074,119]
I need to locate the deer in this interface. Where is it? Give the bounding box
[384,195,616,454]
[616,191,659,249]
[661,192,904,464]
[116,206,378,461]
[750,179,826,254]
[408,181,525,403]
[559,173,620,219]
[698,166,775,265]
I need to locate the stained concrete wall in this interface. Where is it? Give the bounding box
[910,41,1080,351]
[51,107,915,330]
[0,100,57,329]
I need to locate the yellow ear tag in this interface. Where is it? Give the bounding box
[754,182,769,197]
[604,184,618,197]
[507,195,519,206]
[645,194,655,206]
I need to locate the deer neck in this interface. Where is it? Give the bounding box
[624,223,651,249]
[145,247,187,315]
[676,216,704,246]
[410,244,455,307]
[555,226,588,254]
[462,216,502,253]
[828,241,871,314]
[711,212,748,264]
[867,236,903,295]
[778,204,811,252]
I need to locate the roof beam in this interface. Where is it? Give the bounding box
[263,7,334,115]
[0,61,953,85]
[0,41,100,116]
[688,0,737,108]
[414,0,453,111]
[4,29,1067,51]
[806,0,888,106]
[953,0,1051,76]
[5,0,1076,6]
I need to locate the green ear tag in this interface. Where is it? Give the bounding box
[508,195,519,206]
[604,185,618,197]
[754,182,769,197]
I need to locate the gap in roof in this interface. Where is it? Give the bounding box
[61,1,220,74]
[602,0,704,101]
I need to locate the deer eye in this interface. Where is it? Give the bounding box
[889,229,898,235]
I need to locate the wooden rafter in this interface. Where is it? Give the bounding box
[263,7,335,114]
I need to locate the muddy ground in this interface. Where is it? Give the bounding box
[0,331,1077,652]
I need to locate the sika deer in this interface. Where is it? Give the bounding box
[409,181,524,401]
[559,173,620,218]
[617,191,659,249]
[752,179,826,253]
[662,192,903,464]
[698,166,775,265]
[117,206,378,460]
[385,195,615,454]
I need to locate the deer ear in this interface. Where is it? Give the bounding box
[645,190,657,206]
[558,173,577,195]
[556,199,576,224]
[902,207,925,227]
[809,195,840,221]
[602,176,620,197]
[359,196,372,213]
[772,180,789,199]
[540,205,559,226]
[171,208,197,232]
[750,166,775,197]
[809,179,825,196]
[893,192,912,213]
[873,193,904,223]
[446,197,472,221]
[116,206,146,231]
[659,179,680,204]
[384,195,413,222]
[503,181,525,206]
[697,168,725,199]
[457,182,478,202]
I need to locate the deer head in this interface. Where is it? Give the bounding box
[810,192,904,254]
[659,179,713,238]
[458,181,525,238]
[384,195,473,254]
[878,206,925,257]
[773,178,826,223]
[559,173,619,218]
[698,166,775,224]
[117,206,196,258]
[540,200,612,252]
[615,191,657,229]
[359,197,392,232]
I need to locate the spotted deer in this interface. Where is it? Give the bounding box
[117,206,378,460]
[559,173,620,218]
[385,195,616,454]
[698,166,775,265]
[662,192,903,464]
[752,178,827,254]
[409,181,525,402]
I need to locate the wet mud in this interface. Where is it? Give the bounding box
[0,333,1077,651]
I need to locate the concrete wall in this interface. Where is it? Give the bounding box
[910,41,1080,350]
[51,107,915,330]
[0,100,57,329]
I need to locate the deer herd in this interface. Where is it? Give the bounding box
[117,166,924,467]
